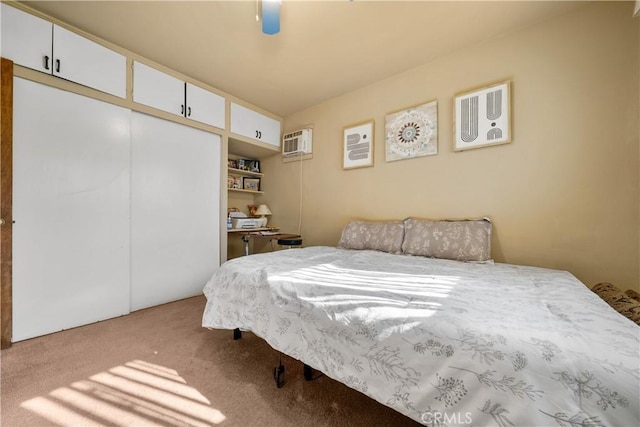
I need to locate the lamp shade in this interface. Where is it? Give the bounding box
[255,204,272,216]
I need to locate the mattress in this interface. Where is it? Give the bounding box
[202,246,639,425]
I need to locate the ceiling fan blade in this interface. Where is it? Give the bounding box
[262,0,280,35]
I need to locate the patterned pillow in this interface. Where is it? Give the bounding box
[625,289,640,302]
[337,220,405,254]
[402,217,492,262]
[592,283,640,325]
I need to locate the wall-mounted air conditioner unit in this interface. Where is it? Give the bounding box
[282,128,312,157]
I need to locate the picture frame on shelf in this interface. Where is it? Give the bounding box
[343,120,375,170]
[453,80,511,151]
[385,99,438,162]
[242,177,261,191]
[248,160,261,173]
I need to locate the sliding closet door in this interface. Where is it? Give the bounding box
[12,78,130,341]
[131,112,220,311]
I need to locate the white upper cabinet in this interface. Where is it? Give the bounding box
[52,25,126,98]
[1,3,52,73]
[133,61,185,116]
[133,61,225,129]
[230,102,281,148]
[186,82,225,129]
[0,4,126,98]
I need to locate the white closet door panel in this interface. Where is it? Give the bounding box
[1,4,53,73]
[131,112,220,311]
[52,25,126,98]
[186,83,225,129]
[12,78,130,342]
[133,61,185,117]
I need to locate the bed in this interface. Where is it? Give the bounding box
[202,219,639,426]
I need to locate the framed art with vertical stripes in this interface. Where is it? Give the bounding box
[454,80,511,152]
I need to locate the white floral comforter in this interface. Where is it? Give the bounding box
[202,247,640,426]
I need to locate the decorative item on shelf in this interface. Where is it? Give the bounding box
[343,120,375,170]
[453,80,511,152]
[385,99,438,162]
[255,204,272,227]
[227,175,235,189]
[248,160,261,173]
[243,177,261,191]
[228,160,239,169]
[237,159,247,170]
[231,177,242,189]
[248,204,258,217]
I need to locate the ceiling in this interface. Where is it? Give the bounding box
[22,0,591,117]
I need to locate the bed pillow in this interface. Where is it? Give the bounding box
[402,217,492,262]
[337,220,405,254]
[592,283,640,325]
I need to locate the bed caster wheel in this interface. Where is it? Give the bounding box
[233,328,242,340]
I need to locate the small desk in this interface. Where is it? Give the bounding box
[229,228,301,256]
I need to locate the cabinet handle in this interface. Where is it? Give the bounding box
[181,104,185,115]
[187,106,191,117]
[43,56,50,70]
[256,130,262,139]
[55,59,60,73]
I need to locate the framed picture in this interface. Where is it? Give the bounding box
[454,80,511,151]
[248,160,261,173]
[343,120,375,169]
[242,177,260,191]
[385,100,438,162]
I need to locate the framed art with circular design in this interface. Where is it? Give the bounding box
[385,100,438,162]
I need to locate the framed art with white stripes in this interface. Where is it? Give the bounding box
[454,80,511,151]
[343,120,375,170]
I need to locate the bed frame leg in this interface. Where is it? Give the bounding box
[303,364,314,381]
[274,358,285,388]
[233,328,242,340]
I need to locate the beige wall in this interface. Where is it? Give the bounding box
[262,1,640,292]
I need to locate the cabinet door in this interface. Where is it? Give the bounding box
[1,4,53,73]
[52,25,126,98]
[133,61,185,117]
[186,82,225,129]
[131,112,221,311]
[12,78,131,342]
[230,102,281,148]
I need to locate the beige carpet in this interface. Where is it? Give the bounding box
[1,295,419,426]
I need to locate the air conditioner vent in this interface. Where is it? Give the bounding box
[282,128,312,157]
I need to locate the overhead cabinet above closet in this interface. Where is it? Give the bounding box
[133,61,226,129]
[230,102,281,148]
[0,3,126,98]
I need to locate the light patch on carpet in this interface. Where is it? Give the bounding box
[20,360,226,426]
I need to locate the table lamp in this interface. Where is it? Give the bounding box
[255,204,272,227]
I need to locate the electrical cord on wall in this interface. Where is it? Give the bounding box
[297,151,303,236]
